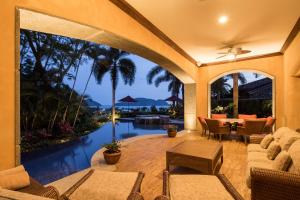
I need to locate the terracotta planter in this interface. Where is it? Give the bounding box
[103,150,121,164]
[168,129,177,137]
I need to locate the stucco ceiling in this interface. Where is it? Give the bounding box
[125,0,300,64]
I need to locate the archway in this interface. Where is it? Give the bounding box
[15,8,198,168]
[208,69,275,119]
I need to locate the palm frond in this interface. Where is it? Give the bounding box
[93,59,111,84]
[147,65,164,84]
[154,74,170,87]
[118,58,136,85]
[238,73,247,84]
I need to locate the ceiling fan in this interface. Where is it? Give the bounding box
[216,47,251,60]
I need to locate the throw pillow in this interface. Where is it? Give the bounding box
[0,171,30,190]
[273,151,292,171]
[266,141,281,160]
[260,134,274,149]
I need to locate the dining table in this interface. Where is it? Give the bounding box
[218,118,244,124]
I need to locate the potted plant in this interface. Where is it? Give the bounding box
[103,140,121,164]
[167,125,178,137]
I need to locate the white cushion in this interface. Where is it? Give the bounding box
[247,144,267,153]
[266,141,281,160]
[69,170,138,200]
[0,188,51,200]
[170,175,234,200]
[247,151,268,162]
[273,151,292,171]
[260,134,274,149]
[288,140,300,174]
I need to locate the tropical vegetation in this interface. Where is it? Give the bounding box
[20,29,108,152]
[147,65,184,118]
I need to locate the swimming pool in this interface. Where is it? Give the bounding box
[21,121,183,184]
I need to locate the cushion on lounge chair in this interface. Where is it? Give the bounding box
[68,170,138,200]
[169,175,234,200]
[0,187,52,200]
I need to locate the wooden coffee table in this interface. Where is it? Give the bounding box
[166,140,223,174]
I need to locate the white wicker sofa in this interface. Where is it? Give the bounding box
[245,127,300,199]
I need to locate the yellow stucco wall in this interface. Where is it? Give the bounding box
[196,55,285,129]
[283,32,300,129]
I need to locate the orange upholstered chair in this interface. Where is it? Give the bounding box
[211,114,227,119]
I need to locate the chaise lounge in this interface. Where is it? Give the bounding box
[0,167,145,200]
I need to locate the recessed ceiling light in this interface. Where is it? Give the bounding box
[218,16,228,24]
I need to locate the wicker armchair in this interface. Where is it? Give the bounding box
[205,118,231,141]
[237,119,266,144]
[197,116,208,136]
[154,170,243,200]
[251,167,300,200]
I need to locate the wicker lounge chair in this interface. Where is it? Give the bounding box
[60,169,145,200]
[14,169,145,200]
[16,177,60,199]
[154,170,243,200]
[205,118,231,141]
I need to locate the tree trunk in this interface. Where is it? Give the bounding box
[62,55,82,123]
[112,77,116,142]
[72,60,96,128]
[31,113,37,129]
[233,73,239,118]
[50,101,60,131]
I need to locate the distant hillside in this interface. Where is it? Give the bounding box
[116,97,169,107]
[84,98,102,108]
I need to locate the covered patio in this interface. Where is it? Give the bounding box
[0,0,300,200]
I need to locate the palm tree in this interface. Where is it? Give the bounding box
[72,45,107,127]
[147,65,183,106]
[227,73,247,117]
[93,47,136,140]
[211,76,231,104]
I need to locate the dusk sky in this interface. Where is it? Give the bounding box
[64,54,172,105]
[64,52,264,106]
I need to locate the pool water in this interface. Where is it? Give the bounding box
[21,121,183,184]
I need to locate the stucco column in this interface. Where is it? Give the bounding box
[184,83,197,130]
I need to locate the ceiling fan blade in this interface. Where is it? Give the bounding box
[239,50,251,54]
[217,52,228,54]
[216,55,227,59]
